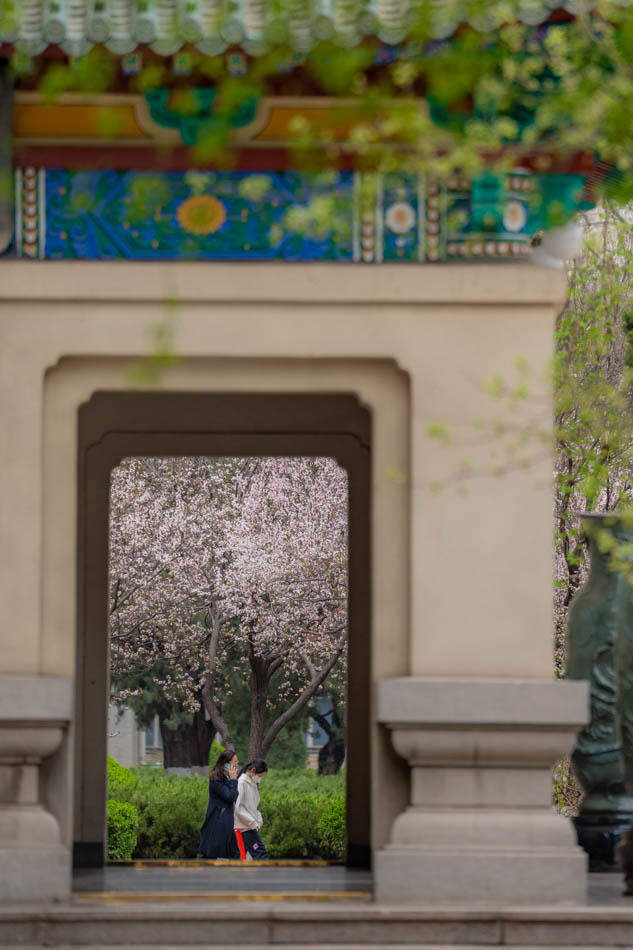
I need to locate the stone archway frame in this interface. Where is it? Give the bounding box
[75,390,373,868]
[41,352,410,878]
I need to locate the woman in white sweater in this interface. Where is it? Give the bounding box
[234,759,269,861]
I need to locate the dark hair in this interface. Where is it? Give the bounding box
[240,759,268,777]
[210,749,236,781]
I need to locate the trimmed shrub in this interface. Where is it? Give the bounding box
[106,767,346,860]
[255,770,345,859]
[107,756,138,802]
[259,791,323,858]
[133,773,208,859]
[107,800,139,860]
[317,797,345,860]
[263,767,344,796]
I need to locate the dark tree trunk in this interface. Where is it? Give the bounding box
[312,700,345,775]
[247,655,269,761]
[318,737,345,775]
[160,707,213,768]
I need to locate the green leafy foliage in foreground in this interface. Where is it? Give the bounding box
[553,209,633,677]
[106,759,345,860]
[106,799,139,861]
[424,207,633,690]
[22,4,633,209]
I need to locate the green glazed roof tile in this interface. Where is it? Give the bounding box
[0,0,601,58]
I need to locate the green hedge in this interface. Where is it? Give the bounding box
[108,755,139,800]
[316,798,346,860]
[107,799,139,860]
[107,758,345,860]
[259,771,344,859]
[134,771,210,859]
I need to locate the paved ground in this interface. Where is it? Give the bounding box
[73,864,373,898]
[585,870,632,906]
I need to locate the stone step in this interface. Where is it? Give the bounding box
[3,900,633,947]
[9,946,627,950]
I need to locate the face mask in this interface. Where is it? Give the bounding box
[253,775,263,784]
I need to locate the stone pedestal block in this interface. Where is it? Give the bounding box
[374,677,589,904]
[0,675,72,902]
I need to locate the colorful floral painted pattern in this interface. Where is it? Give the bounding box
[11,168,537,262]
[176,194,227,235]
[42,170,354,261]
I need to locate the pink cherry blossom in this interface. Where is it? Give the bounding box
[109,456,348,758]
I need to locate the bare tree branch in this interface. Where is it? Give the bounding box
[261,635,346,756]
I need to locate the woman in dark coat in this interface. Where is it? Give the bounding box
[199,749,239,859]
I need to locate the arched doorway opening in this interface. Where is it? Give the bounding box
[74,392,371,871]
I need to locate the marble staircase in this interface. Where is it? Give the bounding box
[3,892,633,948]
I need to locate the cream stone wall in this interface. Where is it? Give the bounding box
[0,261,566,870]
[1,263,564,679]
[44,355,409,689]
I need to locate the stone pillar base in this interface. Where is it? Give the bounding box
[375,677,589,905]
[376,847,584,904]
[0,676,73,903]
[0,847,70,901]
